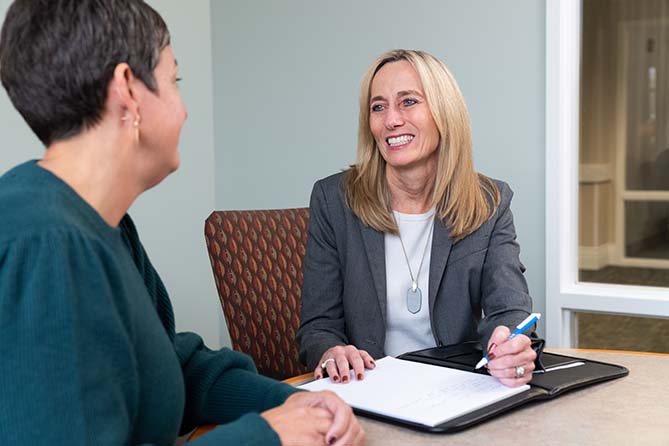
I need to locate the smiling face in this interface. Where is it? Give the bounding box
[368,60,440,173]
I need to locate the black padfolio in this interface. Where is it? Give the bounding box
[386,341,629,433]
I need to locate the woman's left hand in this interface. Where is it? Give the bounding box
[485,325,536,387]
[279,391,366,446]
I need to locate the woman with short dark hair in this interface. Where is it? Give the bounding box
[0,1,364,445]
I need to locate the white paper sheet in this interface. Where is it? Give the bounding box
[299,356,529,427]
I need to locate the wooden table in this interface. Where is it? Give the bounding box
[192,350,669,445]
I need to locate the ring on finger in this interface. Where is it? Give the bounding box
[321,358,336,370]
[515,365,526,378]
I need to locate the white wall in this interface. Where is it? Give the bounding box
[211,0,547,335]
[0,0,222,348]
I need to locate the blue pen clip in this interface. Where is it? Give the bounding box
[475,313,541,370]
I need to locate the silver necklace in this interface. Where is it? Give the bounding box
[394,214,434,314]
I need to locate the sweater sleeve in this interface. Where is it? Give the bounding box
[182,413,280,446]
[175,332,298,434]
[0,231,141,445]
[119,216,299,437]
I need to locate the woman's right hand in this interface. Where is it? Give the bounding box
[315,345,376,382]
[261,402,331,445]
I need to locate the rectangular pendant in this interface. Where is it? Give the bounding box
[406,287,422,314]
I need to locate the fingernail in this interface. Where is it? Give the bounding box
[370,360,376,368]
[357,373,364,380]
[487,351,496,360]
[332,375,339,383]
[315,374,322,380]
[328,436,337,445]
[488,343,497,353]
[342,375,349,383]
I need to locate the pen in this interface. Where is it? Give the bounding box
[475,312,541,370]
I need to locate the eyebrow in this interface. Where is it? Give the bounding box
[397,89,423,98]
[370,89,424,103]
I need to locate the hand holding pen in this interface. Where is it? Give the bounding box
[477,313,541,388]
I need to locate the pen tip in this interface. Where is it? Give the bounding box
[475,358,487,370]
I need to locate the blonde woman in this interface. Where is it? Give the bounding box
[297,49,536,388]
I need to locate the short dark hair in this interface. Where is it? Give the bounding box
[0,0,170,146]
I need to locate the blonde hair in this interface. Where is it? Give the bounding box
[344,49,500,241]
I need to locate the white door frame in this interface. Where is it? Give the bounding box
[545,0,669,348]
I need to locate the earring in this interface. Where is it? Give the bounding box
[133,115,141,144]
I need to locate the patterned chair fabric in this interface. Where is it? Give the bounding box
[204,208,310,380]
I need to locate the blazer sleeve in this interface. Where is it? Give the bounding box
[297,179,349,370]
[477,182,533,350]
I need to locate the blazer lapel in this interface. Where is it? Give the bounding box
[428,218,453,317]
[360,223,387,324]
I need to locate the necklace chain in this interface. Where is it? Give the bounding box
[394,214,434,291]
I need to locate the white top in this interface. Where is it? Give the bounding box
[383,208,437,357]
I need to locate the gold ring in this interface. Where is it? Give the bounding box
[321,358,336,370]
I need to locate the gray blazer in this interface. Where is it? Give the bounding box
[297,172,533,370]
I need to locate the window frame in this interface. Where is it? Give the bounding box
[545,0,669,348]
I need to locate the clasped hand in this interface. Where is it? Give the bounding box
[261,391,365,446]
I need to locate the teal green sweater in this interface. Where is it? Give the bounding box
[0,161,297,445]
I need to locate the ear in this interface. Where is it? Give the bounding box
[107,63,140,122]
